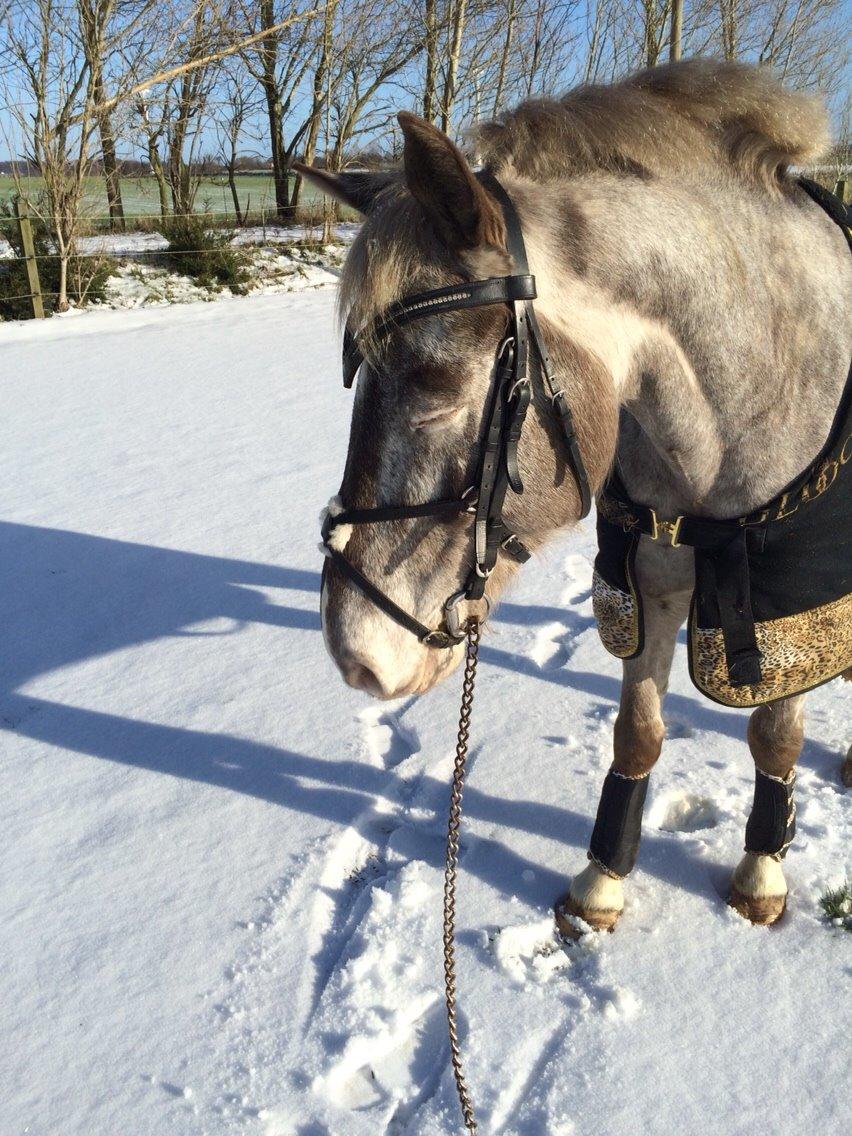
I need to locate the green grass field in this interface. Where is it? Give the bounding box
[0,173,326,225]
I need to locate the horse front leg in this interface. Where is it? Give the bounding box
[556,588,690,937]
[729,695,803,925]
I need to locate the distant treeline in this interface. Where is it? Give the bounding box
[0,157,273,177]
[0,151,389,178]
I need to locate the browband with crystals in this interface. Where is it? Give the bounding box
[343,274,537,387]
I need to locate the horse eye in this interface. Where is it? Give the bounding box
[409,405,462,432]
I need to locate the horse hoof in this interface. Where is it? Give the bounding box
[729,853,787,926]
[728,886,787,926]
[554,862,624,938]
[554,893,621,939]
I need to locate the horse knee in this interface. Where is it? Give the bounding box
[613,681,665,778]
[747,701,804,779]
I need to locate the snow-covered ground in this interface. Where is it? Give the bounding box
[0,290,848,1136]
[100,242,345,310]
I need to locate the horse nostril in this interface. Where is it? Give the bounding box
[342,658,389,698]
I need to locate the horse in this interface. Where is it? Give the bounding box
[299,59,851,935]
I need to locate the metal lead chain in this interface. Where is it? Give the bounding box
[443,621,480,1134]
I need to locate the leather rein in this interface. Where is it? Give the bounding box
[320,170,591,648]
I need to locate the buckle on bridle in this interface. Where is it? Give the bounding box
[649,509,684,548]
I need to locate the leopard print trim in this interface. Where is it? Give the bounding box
[690,592,852,707]
[592,570,641,658]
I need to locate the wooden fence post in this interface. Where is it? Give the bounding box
[15,198,45,319]
[833,178,847,205]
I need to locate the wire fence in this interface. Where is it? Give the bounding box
[0,207,340,234]
[0,209,347,316]
[0,290,69,303]
[0,244,324,262]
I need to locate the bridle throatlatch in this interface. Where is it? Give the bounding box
[320,170,592,649]
[320,171,592,1135]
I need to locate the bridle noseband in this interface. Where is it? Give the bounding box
[321,171,592,649]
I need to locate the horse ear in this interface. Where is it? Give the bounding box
[291,163,393,215]
[397,112,506,251]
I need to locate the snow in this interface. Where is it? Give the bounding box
[1,288,849,1136]
[0,222,359,259]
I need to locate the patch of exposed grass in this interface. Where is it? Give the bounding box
[819,879,852,930]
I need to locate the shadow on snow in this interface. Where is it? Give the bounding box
[0,521,839,904]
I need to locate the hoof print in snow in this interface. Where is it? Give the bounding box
[664,716,695,739]
[559,552,593,606]
[599,984,641,1021]
[530,621,578,671]
[652,792,721,833]
[316,999,446,1117]
[358,705,420,769]
[490,918,571,984]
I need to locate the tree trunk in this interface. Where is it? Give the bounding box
[94,73,124,230]
[643,0,670,67]
[720,0,738,59]
[266,92,293,220]
[299,0,336,221]
[257,0,294,223]
[441,0,469,135]
[492,0,516,117]
[423,0,438,121]
[148,141,170,218]
[669,0,683,61]
[57,254,69,312]
[228,163,244,225]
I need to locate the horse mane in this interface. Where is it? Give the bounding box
[474,59,829,193]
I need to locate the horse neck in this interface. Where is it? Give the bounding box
[515,172,851,517]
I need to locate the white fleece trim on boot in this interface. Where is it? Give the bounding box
[569,861,625,913]
[733,852,787,899]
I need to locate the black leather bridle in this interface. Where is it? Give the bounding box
[320,171,592,649]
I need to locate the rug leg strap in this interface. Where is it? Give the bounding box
[588,768,651,879]
[744,768,796,859]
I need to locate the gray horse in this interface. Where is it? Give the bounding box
[302,59,851,933]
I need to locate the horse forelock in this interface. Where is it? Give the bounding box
[338,185,453,358]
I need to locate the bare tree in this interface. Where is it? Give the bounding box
[165,3,218,214]
[237,0,320,221]
[440,0,468,132]
[423,0,439,119]
[0,1,109,308]
[211,65,260,223]
[76,0,125,228]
